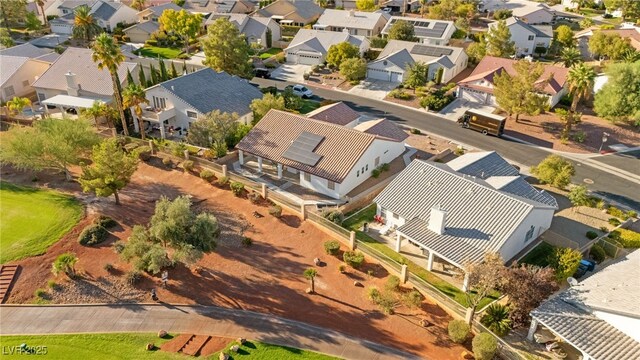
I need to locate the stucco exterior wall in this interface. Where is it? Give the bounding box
[1,60,51,102]
[499,206,555,263]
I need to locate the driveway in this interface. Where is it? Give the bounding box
[271,63,311,83]
[349,80,397,100]
[439,98,496,121]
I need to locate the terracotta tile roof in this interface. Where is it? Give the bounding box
[306,101,360,126]
[236,110,376,183]
[458,56,569,95]
[353,119,409,142]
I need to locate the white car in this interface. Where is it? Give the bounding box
[286,84,313,98]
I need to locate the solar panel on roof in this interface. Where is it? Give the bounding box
[282,131,325,166]
[411,44,453,57]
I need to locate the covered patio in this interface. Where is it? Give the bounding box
[41,95,110,115]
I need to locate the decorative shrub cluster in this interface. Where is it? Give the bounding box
[586,230,599,240]
[388,89,412,100]
[324,240,340,255]
[343,251,364,268]
[589,244,606,263]
[200,170,215,182]
[608,229,640,248]
[230,181,244,196]
[322,209,344,224]
[78,224,108,246]
[448,320,470,344]
[269,205,282,218]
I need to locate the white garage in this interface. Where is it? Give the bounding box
[284,29,369,66]
[286,50,323,65]
[366,67,404,83]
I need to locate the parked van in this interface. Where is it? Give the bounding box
[457,109,506,137]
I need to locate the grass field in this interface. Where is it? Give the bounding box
[258,48,282,60]
[135,46,183,59]
[519,241,556,268]
[299,99,321,114]
[342,205,499,309]
[0,182,83,264]
[0,334,339,359]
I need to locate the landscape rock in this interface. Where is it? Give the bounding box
[145,343,154,351]
[237,338,246,344]
[353,281,362,287]
[219,352,229,360]
[158,330,167,338]
[230,345,240,352]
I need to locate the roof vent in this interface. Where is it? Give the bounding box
[171,85,175,91]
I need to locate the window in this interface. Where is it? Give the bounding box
[152,96,166,109]
[365,164,368,171]
[361,166,365,173]
[186,110,198,119]
[357,170,360,177]
[374,157,380,166]
[525,226,535,242]
[22,80,29,87]
[328,180,335,190]
[4,86,15,98]
[303,172,311,181]
[528,35,534,41]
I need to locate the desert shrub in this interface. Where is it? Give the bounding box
[473,333,498,360]
[217,176,229,186]
[125,270,142,286]
[480,304,511,336]
[366,286,397,314]
[324,240,340,255]
[627,210,638,218]
[454,147,465,156]
[388,89,411,100]
[135,146,152,161]
[104,263,114,272]
[403,289,423,309]
[385,275,401,292]
[609,217,621,226]
[420,93,453,111]
[371,168,381,178]
[52,253,78,277]
[589,244,606,263]
[47,280,58,289]
[94,215,117,229]
[343,251,364,268]
[34,288,46,298]
[338,264,346,273]
[269,205,282,218]
[322,209,344,224]
[123,143,139,153]
[248,192,262,204]
[548,247,582,282]
[380,163,390,171]
[162,157,172,166]
[78,224,108,246]
[410,128,421,134]
[200,169,215,182]
[113,241,125,254]
[242,237,253,248]
[448,320,470,344]
[607,206,629,220]
[609,229,640,248]
[182,160,194,172]
[170,142,188,157]
[586,230,599,240]
[230,181,244,196]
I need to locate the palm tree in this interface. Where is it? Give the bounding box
[131,0,146,11]
[560,47,582,68]
[622,49,640,63]
[72,5,102,45]
[567,62,596,112]
[36,0,47,26]
[480,304,512,337]
[92,33,129,136]
[122,84,149,140]
[303,268,318,294]
[6,97,31,115]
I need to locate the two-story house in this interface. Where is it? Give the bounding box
[493,17,552,56]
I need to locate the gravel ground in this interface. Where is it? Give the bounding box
[49,275,147,304]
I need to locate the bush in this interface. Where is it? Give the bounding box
[371,168,381,178]
[420,93,453,111]
[125,270,142,286]
[609,229,640,248]
[343,251,364,268]
[242,237,253,248]
[248,192,262,204]
[369,36,388,48]
[388,89,411,100]
[135,146,152,161]
[269,205,282,218]
[104,263,114,272]
[547,247,582,282]
[162,157,172,166]
[322,209,344,224]
[182,160,194,172]
[338,264,346,273]
[124,143,139,153]
[586,230,599,240]
[324,240,341,255]
[609,217,621,226]
[275,52,285,63]
[200,169,215,182]
[493,9,513,20]
[217,176,229,186]
[473,333,498,360]
[385,275,401,292]
[589,244,606,263]
[448,320,470,344]
[113,241,125,254]
[410,128,421,135]
[607,206,629,220]
[380,163,390,171]
[627,210,638,219]
[78,224,108,246]
[230,181,244,196]
[94,215,117,229]
[480,304,511,336]
[34,288,46,298]
[47,280,58,289]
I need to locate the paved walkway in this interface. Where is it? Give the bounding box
[0,304,419,360]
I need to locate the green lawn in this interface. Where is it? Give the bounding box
[519,241,556,268]
[299,99,321,114]
[342,205,499,309]
[0,182,83,264]
[0,334,339,359]
[135,46,183,59]
[258,48,282,60]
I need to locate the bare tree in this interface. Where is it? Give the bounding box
[458,252,505,324]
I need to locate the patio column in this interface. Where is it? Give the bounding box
[257,156,263,173]
[527,319,539,341]
[395,233,402,252]
[133,115,139,132]
[277,163,283,179]
[159,125,166,139]
[239,150,244,165]
[462,272,470,292]
[427,250,434,271]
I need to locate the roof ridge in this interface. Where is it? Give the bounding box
[269,109,377,139]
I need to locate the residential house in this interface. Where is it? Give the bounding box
[284,29,369,65]
[381,17,456,46]
[253,0,323,26]
[50,0,138,34]
[236,108,407,199]
[136,68,262,138]
[1,56,52,102]
[575,27,640,59]
[313,9,389,37]
[366,40,468,84]
[206,13,281,47]
[32,47,138,111]
[511,2,554,24]
[529,249,640,360]
[54,0,94,16]
[305,101,362,128]
[0,43,59,63]
[124,21,161,43]
[457,56,569,107]
[492,17,552,56]
[379,0,421,13]
[374,151,557,289]
[182,0,255,15]
[136,2,182,22]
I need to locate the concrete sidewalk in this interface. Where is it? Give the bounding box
[0,304,419,360]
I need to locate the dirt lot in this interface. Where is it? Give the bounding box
[3,160,468,359]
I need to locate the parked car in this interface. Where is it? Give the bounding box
[253,68,271,79]
[285,84,313,98]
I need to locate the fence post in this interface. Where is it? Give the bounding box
[400,264,408,284]
[148,140,154,155]
[183,149,189,160]
[222,164,228,178]
[261,183,267,199]
[300,203,306,220]
[349,231,356,250]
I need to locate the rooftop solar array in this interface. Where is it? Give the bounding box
[411,44,453,57]
[387,19,448,38]
[282,131,324,166]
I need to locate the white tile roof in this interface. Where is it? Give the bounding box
[372,40,465,70]
[286,29,367,54]
[0,56,30,86]
[315,9,387,30]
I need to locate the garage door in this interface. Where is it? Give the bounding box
[390,71,403,83]
[367,68,389,81]
[460,87,486,103]
[293,51,322,65]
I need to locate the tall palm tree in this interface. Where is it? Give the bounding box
[122,84,149,140]
[560,47,582,68]
[130,0,147,11]
[72,5,102,45]
[92,33,129,136]
[567,62,596,112]
[36,0,47,26]
[6,97,31,115]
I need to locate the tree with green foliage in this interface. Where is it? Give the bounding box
[466,38,487,63]
[81,100,111,133]
[403,62,429,90]
[555,108,582,140]
[560,47,582,68]
[326,41,360,68]
[579,17,594,29]
[501,263,558,328]
[428,0,469,20]
[92,33,129,135]
[340,57,367,82]
[122,83,149,140]
[594,61,640,125]
[79,138,139,205]
[567,62,596,112]
[149,63,159,85]
[486,20,515,58]
[250,93,285,122]
[126,68,135,85]
[1,0,27,29]
[554,25,575,48]
[493,9,513,20]
[5,96,31,115]
[159,59,168,81]
[202,17,252,78]
[25,11,42,31]
[303,268,318,293]
[0,117,99,180]
[120,225,171,274]
[0,28,14,47]
[493,60,548,122]
[568,185,590,210]
[603,0,640,21]
[387,20,416,41]
[130,0,146,11]
[138,66,147,87]
[72,5,102,45]
[158,9,202,54]
[480,304,511,336]
[187,110,240,152]
[531,155,575,189]
[622,48,640,63]
[355,0,376,11]
[588,31,635,60]
[52,253,78,278]
[170,61,178,78]
[548,247,582,282]
[460,252,505,325]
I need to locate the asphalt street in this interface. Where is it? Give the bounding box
[252,78,640,210]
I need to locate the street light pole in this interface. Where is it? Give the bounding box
[598,132,610,153]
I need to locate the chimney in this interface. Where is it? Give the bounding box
[65,71,80,96]
[428,205,447,235]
